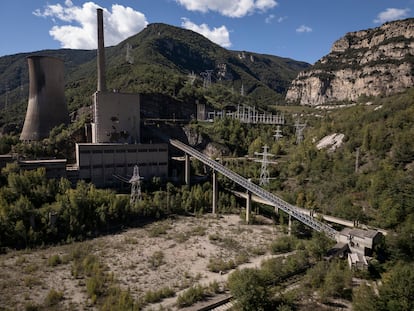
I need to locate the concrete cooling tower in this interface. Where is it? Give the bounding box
[20,56,69,141]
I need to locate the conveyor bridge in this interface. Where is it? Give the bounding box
[170,139,338,240]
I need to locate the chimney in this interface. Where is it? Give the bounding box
[97,8,106,92]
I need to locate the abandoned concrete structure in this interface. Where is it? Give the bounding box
[337,228,383,269]
[20,56,69,141]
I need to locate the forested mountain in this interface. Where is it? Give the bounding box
[0,23,309,132]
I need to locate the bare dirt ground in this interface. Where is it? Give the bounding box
[0,214,280,310]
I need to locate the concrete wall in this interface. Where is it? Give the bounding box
[75,143,168,187]
[92,91,140,144]
[140,93,196,120]
[20,56,69,141]
[18,159,67,179]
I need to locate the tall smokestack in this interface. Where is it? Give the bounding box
[97,8,106,92]
[20,56,69,141]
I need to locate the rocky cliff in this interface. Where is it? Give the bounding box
[286,18,414,106]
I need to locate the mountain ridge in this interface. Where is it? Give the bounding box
[0,22,310,129]
[286,18,414,106]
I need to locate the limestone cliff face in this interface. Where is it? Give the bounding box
[286,18,414,106]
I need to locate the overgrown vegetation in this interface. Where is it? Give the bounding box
[0,59,413,309]
[176,281,222,308]
[0,164,237,249]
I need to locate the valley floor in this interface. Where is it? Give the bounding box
[0,214,280,310]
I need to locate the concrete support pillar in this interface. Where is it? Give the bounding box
[288,214,292,236]
[212,170,218,215]
[246,191,252,224]
[184,153,190,185]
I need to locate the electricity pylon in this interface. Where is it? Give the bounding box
[254,145,275,186]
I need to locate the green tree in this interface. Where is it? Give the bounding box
[352,283,378,311]
[306,232,334,261]
[321,260,352,300]
[378,262,414,311]
[228,268,270,311]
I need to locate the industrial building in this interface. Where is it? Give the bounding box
[17,8,169,188]
[72,8,168,187]
[75,143,168,187]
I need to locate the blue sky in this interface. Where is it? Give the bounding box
[0,0,413,64]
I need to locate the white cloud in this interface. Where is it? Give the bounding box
[33,1,148,49]
[277,16,287,23]
[374,8,410,24]
[181,18,232,48]
[265,14,275,24]
[175,0,277,18]
[296,25,312,33]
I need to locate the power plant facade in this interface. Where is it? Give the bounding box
[20,56,69,141]
[73,8,168,187]
[75,143,168,187]
[91,92,141,143]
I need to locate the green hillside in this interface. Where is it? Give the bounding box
[0,23,309,132]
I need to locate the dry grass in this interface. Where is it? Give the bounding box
[0,214,279,310]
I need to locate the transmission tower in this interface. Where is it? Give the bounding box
[187,71,197,85]
[273,125,283,141]
[129,165,143,205]
[294,119,306,144]
[254,145,275,186]
[200,70,213,88]
[240,83,245,96]
[125,43,134,64]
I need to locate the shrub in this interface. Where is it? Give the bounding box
[143,286,175,304]
[44,289,63,307]
[148,251,165,269]
[206,281,221,295]
[147,222,170,237]
[47,254,62,267]
[24,276,42,288]
[228,268,270,311]
[86,275,106,301]
[101,287,140,311]
[190,225,206,236]
[24,302,40,311]
[235,251,250,265]
[207,257,236,273]
[270,236,297,254]
[176,285,205,307]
